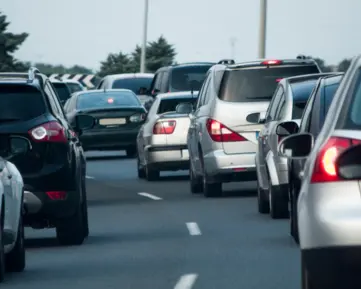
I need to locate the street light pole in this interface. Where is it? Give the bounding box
[140,0,149,73]
[258,0,267,58]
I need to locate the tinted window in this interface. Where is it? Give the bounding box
[170,65,212,91]
[52,82,72,102]
[219,65,320,102]
[324,83,340,116]
[112,77,153,94]
[0,85,46,122]
[76,91,141,110]
[157,97,198,114]
[66,82,83,93]
[291,79,318,119]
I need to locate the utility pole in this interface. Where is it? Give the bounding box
[230,37,237,60]
[258,0,267,58]
[140,0,149,73]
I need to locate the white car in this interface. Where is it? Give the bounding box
[0,136,28,282]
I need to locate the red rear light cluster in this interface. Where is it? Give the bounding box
[46,191,67,200]
[206,119,246,142]
[28,121,68,143]
[153,120,176,134]
[311,137,361,183]
[262,60,282,65]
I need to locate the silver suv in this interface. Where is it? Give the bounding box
[186,58,321,197]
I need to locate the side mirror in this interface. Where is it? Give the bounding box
[176,102,193,114]
[276,121,299,137]
[336,144,361,179]
[0,136,31,159]
[74,114,95,134]
[278,133,314,159]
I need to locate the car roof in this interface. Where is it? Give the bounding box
[0,72,46,88]
[49,78,67,84]
[157,91,199,100]
[104,73,154,81]
[283,72,340,84]
[322,74,344,86]
[75,88,135,96]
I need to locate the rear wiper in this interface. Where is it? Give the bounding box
[246,96,271,100]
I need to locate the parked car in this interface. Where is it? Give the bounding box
[277,55,361,289]
[136,91,198,181]
[254,73,335,218]
[0,67,92,246]
[65,89,147,157]
[50,78,73,106]
[63,79,85,93]
[187,57,321,197]
[0,136,28,282]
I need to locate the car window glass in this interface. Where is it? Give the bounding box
[157,97,198,114]
[196,76,210,109]
[112,77,153,94]
[268,87,284,121]
[170,65,212,92]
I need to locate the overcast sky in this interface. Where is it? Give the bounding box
[2,0,360,71]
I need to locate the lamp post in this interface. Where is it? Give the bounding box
[258,0,267,58]
[140,0,149,73]
[0,34,6,62]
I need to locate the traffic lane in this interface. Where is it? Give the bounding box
[6,181,192,289]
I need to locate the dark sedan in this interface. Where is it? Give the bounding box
[64,89,147,157]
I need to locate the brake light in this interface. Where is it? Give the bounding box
[311,137,361,183]
[276,78,283,82]
[29,121,67,143]
[206,119,246,142]
[46,191,67,200]
[153,120,176,134]
[262,60,282,65]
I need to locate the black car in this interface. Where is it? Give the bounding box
[0,67,92,246]
[276,73,344,243]
[64,89,147,157]
[50,78,72,106]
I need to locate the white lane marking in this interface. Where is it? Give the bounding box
[174,274,198,289]
[186,222,201,236]
[137,192,162,200]
[86,176,94,179]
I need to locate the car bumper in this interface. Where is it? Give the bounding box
[80,128,140,150]
[203,150,257,183]
[145,144,189,171]
[299,182,361,249]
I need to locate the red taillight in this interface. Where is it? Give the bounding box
[262,60,282,65]
[153,120,176,134]
[28,121,68,143]
[46,191,67,200]
[311,137,361,183]
[206,119,247,142]
[276,78,283,82]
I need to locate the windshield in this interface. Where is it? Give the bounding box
[219,65,320,102]
[112,77,153,94]
[170,65,212,91]
[52,82,72,102]
[157,97,197,114]
[0,85,46,122]
[76,91,141,110]
[66,82,84,93]
[291,79,318,119]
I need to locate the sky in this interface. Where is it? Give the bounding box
[2,0,360,71]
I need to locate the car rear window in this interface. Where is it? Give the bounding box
[66,82,83,93]
[112,77,153,94]
[170,65,212,92]
[0,84,46,122]
[219,65,320,103]
[157,97,198,114]
[291,79,318,119]
[52,82,72,102]
[76,91,141,110]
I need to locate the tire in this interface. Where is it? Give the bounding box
[301,253,315,289]
[257,180,269,214]
[289,183,299,244]
[81,177,89,238]
[6,214,25,272]
[145,165,159,181]
[269,184,289,219]
[202,175,222,198]
[137,156,146,179]
[126,147,137,158]
[190,164,202,194]
[0,212,5,283]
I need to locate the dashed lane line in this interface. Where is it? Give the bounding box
[186,222,202,236]
[174,274,198,289]
[137,192,163,200]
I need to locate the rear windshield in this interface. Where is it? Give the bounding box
[291,79,318,119]
[324,82,340,116]
[0,85,46,122]
[157,97,198,114]
[112,77,153,94]
[52,82,72,102]
[170,65,212,91]
[76,91,141,110]
[66,82,83,93]
[219,65,320,103]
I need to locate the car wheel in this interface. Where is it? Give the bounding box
[5,213,25,272]
[290,184,299,244]
[269,184,289,219]
[145,165,159,181]
[257,180,269,214]
[126,147,137,158]
[0,212,5,282]
[137,156,146,179]
[202,175,222,198]
[81,176,89,238]
[190,164,202,194]
[301,253,316,289]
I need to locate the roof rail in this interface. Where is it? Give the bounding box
[218,59,235,65]
[28,67,40,82]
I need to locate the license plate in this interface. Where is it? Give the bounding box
[256,131,259,139]
[99,118,126,125]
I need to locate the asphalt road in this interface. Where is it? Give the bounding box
[3,151,301,289]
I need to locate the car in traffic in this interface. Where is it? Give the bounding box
[50,78,73,106]
[0,67,91,246]
[277,55,361,289]
[254,73,335,218]
[63,79,85,93]
[64,89,147,157]
[97,73,154,106]
[187,57,321,197]
[136,91,198,181]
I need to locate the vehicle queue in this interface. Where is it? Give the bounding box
[0,55,361,289]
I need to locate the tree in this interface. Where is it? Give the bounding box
[146,35,176,72]
[98,52,132,77]
[337,58,351,72]
[0,12,29,72]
